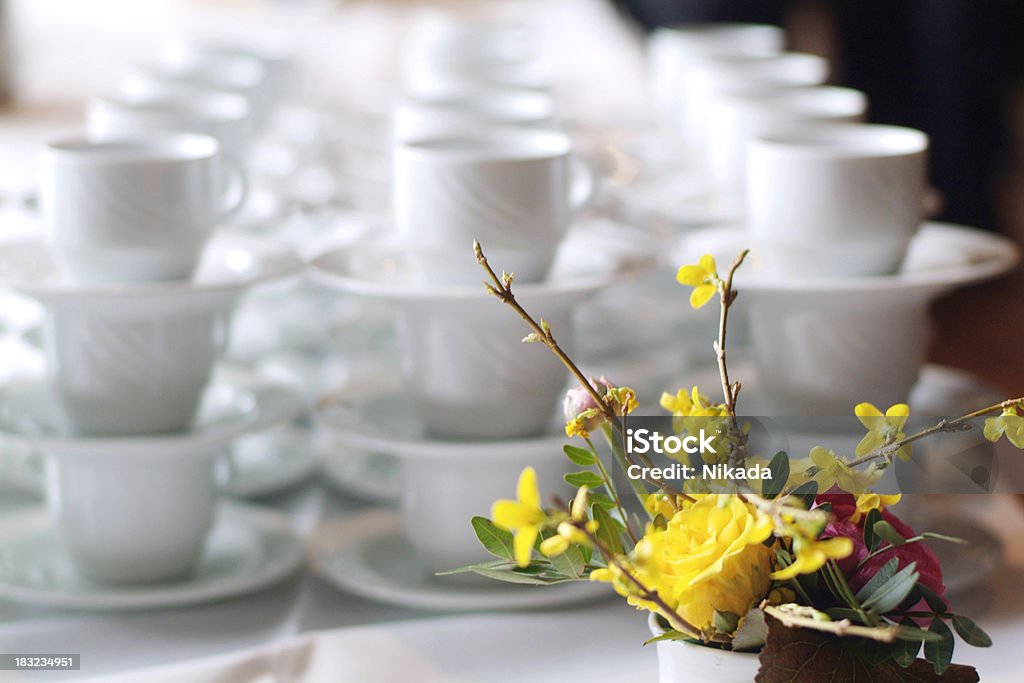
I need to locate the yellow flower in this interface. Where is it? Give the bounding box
[676,254,720,309]
[803,446,882,494]
[855,403,912,461]
[593,495,774,633]
[984,406,1024,448]
[771,537,854,580]
[491,467,546,567]
[851,492,902,524]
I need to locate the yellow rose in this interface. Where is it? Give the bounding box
[597,495,773,633]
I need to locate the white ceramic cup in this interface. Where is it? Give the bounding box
[746,287,930,415]
[647,23,785,126]
[395,298,571,440]
[121,56,272,130]
[404,15,548,95]
[679,52,829,151]
[706,86,867,192]
[400,442,569,573]
[45,445,218,583]
[392,127,592,284]
[161,39,295,107]
[392,88,557,142]
[43,300,230,436]
[747,123,930,276]
[40,134,247,283]
[86,91,253,165]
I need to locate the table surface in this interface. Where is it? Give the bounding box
[1,0,1023,681]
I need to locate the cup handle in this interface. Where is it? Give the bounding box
[217,157,250,224]
[569,156,598,217]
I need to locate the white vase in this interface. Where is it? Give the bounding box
[648,613,761,683]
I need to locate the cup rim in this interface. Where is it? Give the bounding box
[751,123,929,159]
[126,58,266,93]
[695,51,829,86]
[397,125,572,162]
[654,22,784,43]
[89,91,251,123]
[399,88,555,121]
[718,86,868,118]
[43,132,221,164]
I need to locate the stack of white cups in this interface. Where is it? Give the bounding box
[3,42,302,587]
[646,23,874,214]
[313,10,611,576]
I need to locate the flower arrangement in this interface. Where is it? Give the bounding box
[448,243,1024,682]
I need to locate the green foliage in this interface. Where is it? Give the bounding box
[470,517,514,561]
[762,452,790,499]
[564,471,605,488]
[563,444,596,466]
[924,618,955,675]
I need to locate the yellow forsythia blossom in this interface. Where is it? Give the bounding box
[676,254,720,309]
[491,467,546,567]
[855,403,912,461]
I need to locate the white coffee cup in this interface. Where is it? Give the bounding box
[706,86,867,192]
[45,444,218,583]
[648,23,785,126]
[747,123,929,276]
[400,440,569,573]
[392,88,557,142]
[392,127,592,284]
[40,134,247,283]
[746,287,929,415]
[395,298,571,440]
[679,52,829,150]
[43,300,230,436]
[121,57,272,130]
[86,91,253,165]
[404,15,548,95]
[161,39,295,108]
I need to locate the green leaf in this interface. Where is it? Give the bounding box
[924,617,955,675]
[891,618,923,667]
[731,608,768,652]
[951,615,992,648]
[861,562,919,615]
[563,444,596,466]
[755,614,979,682]
[788,480,818,510]
[470,517,514,561]
[714,609,741,635]
[874,519,907,547]
[762,451,790,499]
[541,532,588,579]
[592,503,623,556]
[864,508,884,552]
[855,556,900,603]
[917,583,949,615]
[564,471,605,488]
[588,492,618,510]
[470,565,563,585]
[919,532,968,545]
[893,624,943,643]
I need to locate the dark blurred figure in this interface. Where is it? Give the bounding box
[614,0,1024,232]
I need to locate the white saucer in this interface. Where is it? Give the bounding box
[0,231,302,309]
[308,220,654,305]
[316,390,567,460]
[309,508,610,612]
[0,502,302,610]
[679,222,1018,296]
[0,370,305,456]
[219,422,319,499]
